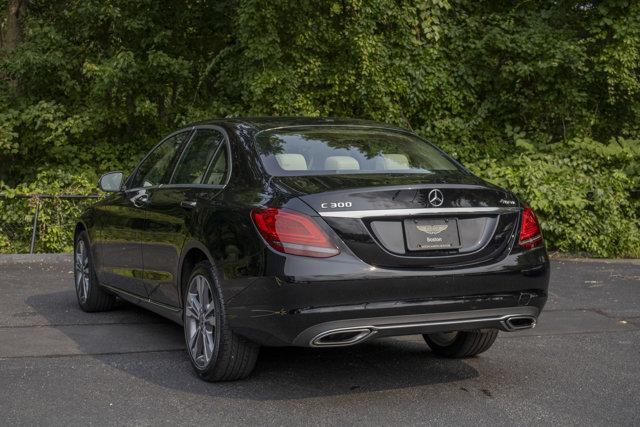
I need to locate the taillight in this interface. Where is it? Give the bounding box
[518,205,543,250]
[251,208,340,258]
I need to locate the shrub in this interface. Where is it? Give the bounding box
[0,171,97,253]
[440,137,640,258]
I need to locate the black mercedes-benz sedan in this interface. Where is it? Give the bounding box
[74,117,549,381]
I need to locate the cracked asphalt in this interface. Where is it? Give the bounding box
[0,256,639,426]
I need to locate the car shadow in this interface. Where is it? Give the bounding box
[26,290,480,401]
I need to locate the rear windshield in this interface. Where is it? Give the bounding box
[255,126,461,176]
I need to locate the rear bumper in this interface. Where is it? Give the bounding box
[296,306,539,347]
[226,248,549,346]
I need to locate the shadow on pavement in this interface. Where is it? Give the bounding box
[26,290,479,400]
[24,288,167,326]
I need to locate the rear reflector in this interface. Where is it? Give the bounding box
[251,208,340,258]
[518,206,543,250]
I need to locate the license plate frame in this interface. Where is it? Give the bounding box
[404,218,461,251]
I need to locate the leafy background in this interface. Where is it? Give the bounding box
[0,0,638,256]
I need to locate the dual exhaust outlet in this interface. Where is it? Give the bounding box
[310,315,537,347]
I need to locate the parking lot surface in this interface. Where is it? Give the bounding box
[0,256,639,426]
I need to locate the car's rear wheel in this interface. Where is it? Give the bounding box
[74,231,116,312]
[423,329,498,358]
[183,260,259,381]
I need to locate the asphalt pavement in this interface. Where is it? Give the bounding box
[0,255,638,426]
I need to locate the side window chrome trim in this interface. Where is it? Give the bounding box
[158,183,226,190]
[123,183,226,192]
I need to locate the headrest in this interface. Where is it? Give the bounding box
[324,156,360,171]
[275,154,308,171]
[381,153,410,169]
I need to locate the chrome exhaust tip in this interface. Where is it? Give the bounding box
[503,315,537,331]
[311,328,375,347]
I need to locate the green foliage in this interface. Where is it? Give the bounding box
[0,170,96,253]
[0,0,639,256]
[442,137,640,257]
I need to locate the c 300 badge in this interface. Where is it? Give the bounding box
[320,201,353,209]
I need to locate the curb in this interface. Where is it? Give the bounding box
[0,253,71,265]
[552,258,640,265]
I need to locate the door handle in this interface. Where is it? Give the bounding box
[180,200,197,209]
[132,193,149,207]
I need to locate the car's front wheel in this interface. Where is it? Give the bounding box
[73,231,116,312]
[423,329,498,358]
[183,260,259,381]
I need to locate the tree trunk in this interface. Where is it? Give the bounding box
[1,0,30,51]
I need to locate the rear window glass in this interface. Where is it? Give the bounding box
[255,127,460,176]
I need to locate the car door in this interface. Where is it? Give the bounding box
[94,130,192,297]
[141,126,229,307]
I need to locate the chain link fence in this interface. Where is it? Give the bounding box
[0,194,101,254]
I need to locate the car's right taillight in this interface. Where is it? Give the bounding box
[251,208,340,258]
[518,205,543,250]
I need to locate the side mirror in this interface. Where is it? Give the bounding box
[98,171,124,192]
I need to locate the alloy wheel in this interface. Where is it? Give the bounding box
[74,239,90,303]
[185,274,217,368]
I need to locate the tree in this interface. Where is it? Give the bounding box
[1,0,30,51]
[0,0,638,256]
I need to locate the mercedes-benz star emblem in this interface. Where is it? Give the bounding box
[428,189,444,207]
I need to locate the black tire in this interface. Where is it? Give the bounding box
[73,231,116,312]
[182,260,259,382]
[423,329,498,358]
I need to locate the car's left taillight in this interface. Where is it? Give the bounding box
[518,205,543,250]
[251,208,340,258]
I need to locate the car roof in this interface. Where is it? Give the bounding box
[186,116,409,133]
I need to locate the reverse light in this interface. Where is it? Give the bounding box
[251,208,340,258]
[518,205,543,250]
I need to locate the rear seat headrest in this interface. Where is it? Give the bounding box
[275,154,308,171]
[324,156,360,171]
[380,154,410,169]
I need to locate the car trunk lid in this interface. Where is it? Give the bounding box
[273,173,521,268]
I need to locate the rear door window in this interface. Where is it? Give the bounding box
[171,129,225,184]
